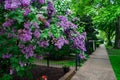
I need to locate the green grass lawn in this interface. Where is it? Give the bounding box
[107,48,120,80]
[35,59,76,67]
[34,57,87,67]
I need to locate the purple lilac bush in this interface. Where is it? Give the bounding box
[0,0,86,79]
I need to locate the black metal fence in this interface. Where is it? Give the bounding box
[35,55,76,67]
[34,40,102,71]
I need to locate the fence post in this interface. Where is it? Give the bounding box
[47,54,49,67]
[93,40,96,51]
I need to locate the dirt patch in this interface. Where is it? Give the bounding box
[13,65,65,80]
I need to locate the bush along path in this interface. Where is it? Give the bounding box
[0,0,87,79]
[71,44,116,80]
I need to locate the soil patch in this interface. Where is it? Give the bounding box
[13,65,65,80]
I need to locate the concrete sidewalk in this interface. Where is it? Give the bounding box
[71,45,116,80]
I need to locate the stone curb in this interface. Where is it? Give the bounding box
[59,68,76,80]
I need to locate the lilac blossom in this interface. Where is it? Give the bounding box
[4,0,30,10]
[24,21,31,29]
[54,37,69,49]
[20,44,35,59]
[38,0,45,4]
[4,0,12,10]
[18,29,32,42]
[4,0,20,10]
[57,16,77,31]
[57,16,68,21]
[70,23,77,29]
[21,0,31,7]
[38,40,49,48]
[10,0,20,9]
[64,29,77,38]
[44,21,50,27]
[32,22,39,28]
[79,54,86,59]
[2,19,14,27]
[33,29,40,38]
[7,33,13,38]
[23,7,31,16]
[71,33,86,52]
[10,68,13,75]
[19,61,25,67]
[47,17,52,23]
[47,1,55,17]
[2,53,12,59]
[12,28,17,33]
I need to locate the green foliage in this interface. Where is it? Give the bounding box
[70,0,120,46]
[0,74,12,80]
[70,0,91,16]
[54,0,70,15]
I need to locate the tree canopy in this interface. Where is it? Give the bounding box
[70,0,120,48]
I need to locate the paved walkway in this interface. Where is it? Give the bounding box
[71,45,116,80]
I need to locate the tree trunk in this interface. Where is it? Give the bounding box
[107,37,112,46]
[114,17,120,48]
[107,27,112,46]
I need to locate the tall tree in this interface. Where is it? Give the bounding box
[70,0,120,48]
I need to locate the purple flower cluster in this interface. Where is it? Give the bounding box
[7,33,13,38]
[32,22,39,28]
[79,54,86,59]
[10,68,13,75]
[44,21,50,27]
[4,0,31,10]
[19,61,25,67]
[2,19,14,28]
[33,29,40,38]
[47,1,55,17]
[37,40,49,48]
[54,37,69,49]
[21,0,31,7]
[72,33,86,52]
[24,7,31,16]
[38,0,45,4]
[64,29,76,38]
[57,16,68,21]
[24,21,31,29]
[4,0,20,10]
[57,16,77,31]
[47,17,52,23]
[18,21,32,42]
[19,44,35,59]
[18,29,32,42]
[2,53,12,59]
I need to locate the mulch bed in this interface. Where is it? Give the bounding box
[13,65,65,80]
